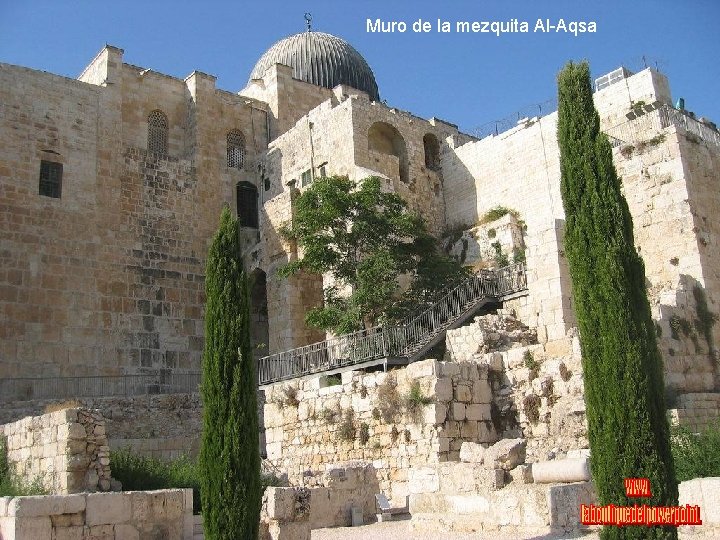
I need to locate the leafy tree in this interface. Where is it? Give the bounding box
[199,206,261,540]
[557,61,677,539]
[279,175,467,334]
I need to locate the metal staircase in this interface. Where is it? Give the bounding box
[257,263,527,386]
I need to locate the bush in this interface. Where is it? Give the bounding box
[404,381,433,421]
[671,421,720,482]
[111,448,281,515]
[0,436,46,497]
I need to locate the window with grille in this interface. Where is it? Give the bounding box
[301,169,312,187]
[227,130,245,169]
[39,161,63,198]
[236,181,259,228]
[147,110,168,155]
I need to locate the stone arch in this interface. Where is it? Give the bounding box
[423,133,440,171]
[249,269,269,361]
[368,121,409,183]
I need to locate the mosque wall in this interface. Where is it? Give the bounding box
[0,47,273,378]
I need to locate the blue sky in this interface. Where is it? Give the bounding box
[1,0,718,133]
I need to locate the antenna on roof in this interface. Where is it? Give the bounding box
[304,12,312,32]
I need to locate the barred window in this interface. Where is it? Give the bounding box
[227,130,245,169]
[147,110,168,155]
[236,181,259,228]
[39,161,63,198]
[300,169,312,187]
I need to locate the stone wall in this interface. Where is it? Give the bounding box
[444,314,588,461]
[263,358,495,505]
[1,408,111,494]
[670,393,720,432]
[0,394,203,461]
[0,489,193,540]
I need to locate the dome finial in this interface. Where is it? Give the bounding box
[304,12,312,32]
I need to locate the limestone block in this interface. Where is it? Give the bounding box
[264,487,303,521]
[268,520,311,540]
[566,448,591,459]
[532,458,590,483]
[113,524,140,540]
[508,464,534,484]
[440,362,460,378]
[448,494,491,515]
[423,403,447,425]
[432,378,453,402]
[65,423,87,441]
[547,481,596,532]
[466,404,490,421]
[13,516,52,540]
[452,403,466,421]
[11,494,86,517]
[454,384,472,403]
[406,359,439,378]
[699,478,720,524]
[53,526,85,540]
[472,381,493,404]
[485,352,504,371]
[409,467,439,494]
[85,492,131,526]
[459,442,485,464]
[483,438,526,470]
[477,421,497,444]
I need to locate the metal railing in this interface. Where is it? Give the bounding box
[258,263,527,385]
[0,372,201,403]
[604,105,720,149]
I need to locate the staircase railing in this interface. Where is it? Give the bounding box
[257,263,527,385]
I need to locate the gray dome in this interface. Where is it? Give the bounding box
[249,31,380,101]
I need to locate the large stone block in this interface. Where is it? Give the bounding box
[85,492,131,526]
[483,438,526,470]
[459,442,484,464]
[409,467,439,494]
[11,494,86,517]
[12,516,52,540]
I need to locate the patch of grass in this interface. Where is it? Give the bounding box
[478,206,521,225]
[111,448,281,515]
[523,395,541,425]
[403,381,433,421]
[523,350,539,372]
[671,420,720,482]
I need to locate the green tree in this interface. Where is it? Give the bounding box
[280,175,466,334]
[199,206,261,540]
[557,61,677,539]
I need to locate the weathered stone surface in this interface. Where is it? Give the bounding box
[459,442,485,464]
[483,438,526,470]
[86,492,131,526]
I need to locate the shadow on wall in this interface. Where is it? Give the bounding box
[656,274,719,398]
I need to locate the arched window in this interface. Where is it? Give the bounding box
[368,121,409,183]
[423,133,440,170]
[227,130,246,169]
[236,181,259,228]
[147,110,168,155]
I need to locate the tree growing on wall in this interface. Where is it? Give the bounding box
[199,206,261,540]
[557,61,677,539]
[279,175,467,334]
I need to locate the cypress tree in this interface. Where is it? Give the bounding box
[557,62,678,539]
[199,206,261,540]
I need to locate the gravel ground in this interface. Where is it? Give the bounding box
[311,520,601,540]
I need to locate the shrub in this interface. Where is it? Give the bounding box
[377,375,401,423]
[111,449,282,515]
[404,381,432,421]
[671,421,720,482]
[0,436,46,497]
[479,206,521,225]
[338,409,356,442]
[359,423,370,446]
